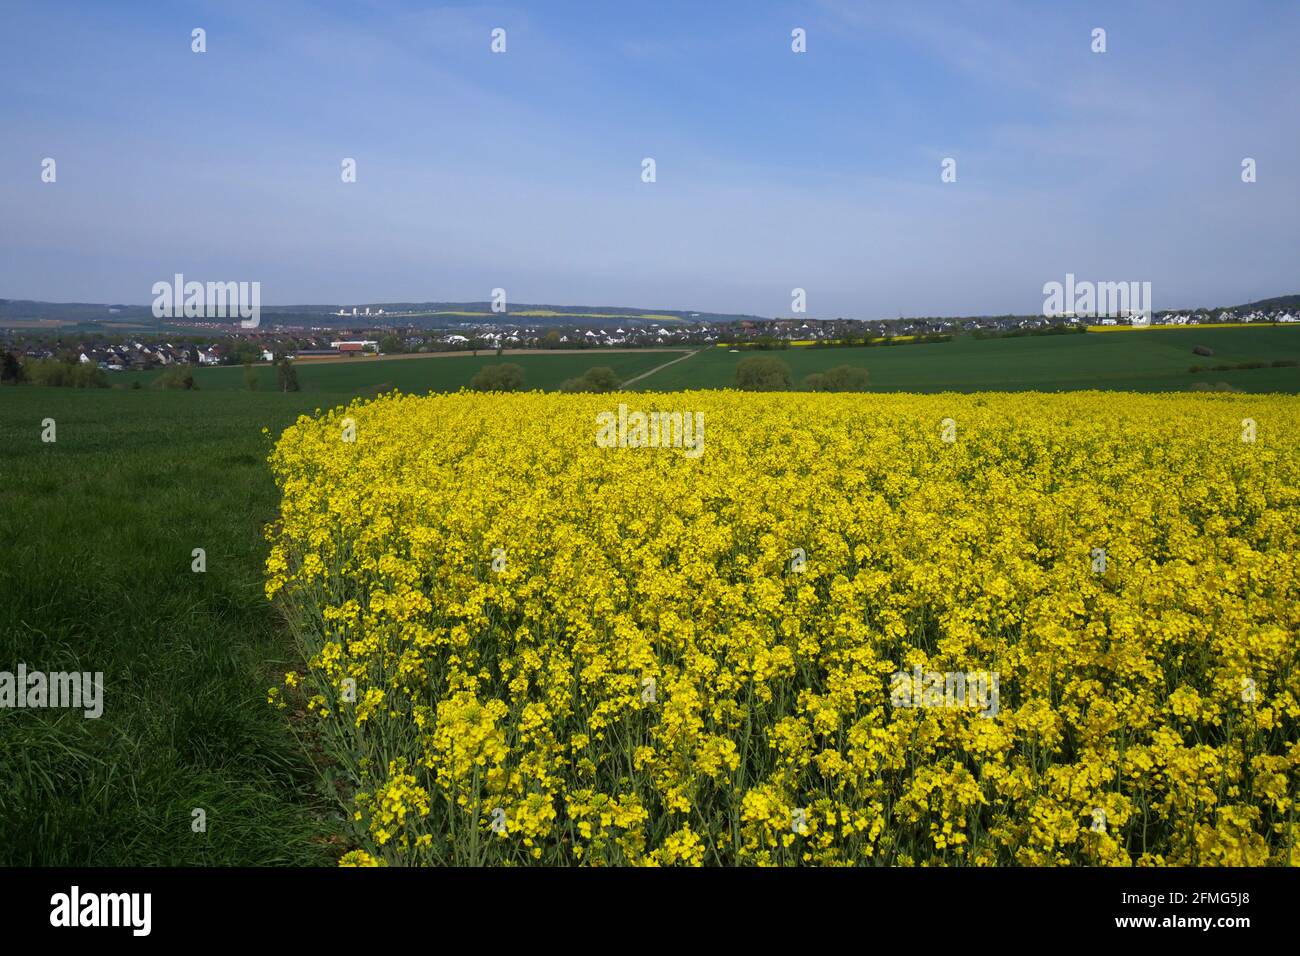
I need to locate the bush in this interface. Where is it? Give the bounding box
[1192,345,1215,357]
[71,363,108,388]
[558,366,621,393]
[803,365,870,392]
[1271,359,1299,368]
[24,360,61,387]
[24,358,109,388]
[735,356,792,391]
[154,366,198,390]
[470,363,525,392]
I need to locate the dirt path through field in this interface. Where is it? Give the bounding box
[622,349,703,387]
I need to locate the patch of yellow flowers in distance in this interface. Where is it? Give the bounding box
[265,390,1300,866]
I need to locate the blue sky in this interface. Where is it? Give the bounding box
[1,0,1297,318]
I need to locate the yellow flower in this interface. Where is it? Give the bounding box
[338,849,384,867]
[263,390,1300,866]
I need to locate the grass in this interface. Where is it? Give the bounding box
[636,326,1300,392]
[0,388,343,865]
[117,350,678,394]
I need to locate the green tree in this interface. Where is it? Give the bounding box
[276,355,300,392]
[558,366,621,393]
[153,366,197,390]
[243,361,259,390]
[735,356,792,391]
[25,359,108,388]
[1,351,24,384]
[72,362,108,388]
[803,365,870,392]
[379,334,404,355]
[227,340,259,366]
[22,358,104,390]
[469,363,525,392]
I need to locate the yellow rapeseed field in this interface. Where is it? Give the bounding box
[1086,322,1286,332]
[265,391,1300,866]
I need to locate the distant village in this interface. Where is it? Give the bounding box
[3,306,1298,373]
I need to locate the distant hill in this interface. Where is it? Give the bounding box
[1225,294,1300,312]
[0,300,155,321]
[283,302,774,327]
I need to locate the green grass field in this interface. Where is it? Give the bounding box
[637,326,1300,392]
[119,350,680,394]
[0,388,340,865]
[83,326,1300,396]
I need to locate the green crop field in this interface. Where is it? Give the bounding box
[77,326,1300,398]
[0,388,340,865]
[118,350,681,394]
[634,326,1300,392]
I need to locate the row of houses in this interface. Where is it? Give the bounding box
[1094,310,1298,326]
[78,342,273,369]
[4,333,356,370]
[7,308,1297,367]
